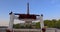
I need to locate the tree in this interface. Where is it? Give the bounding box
[51,19,57,28]
[54,19,60,29]
[13,19,60,29]
[36,22,40,28]
[44,20,50,26]
[13,24,20,29]
[44,20,56,28]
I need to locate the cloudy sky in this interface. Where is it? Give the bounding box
[0,0,60,26]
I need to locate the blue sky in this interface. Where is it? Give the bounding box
[0,0,60,26]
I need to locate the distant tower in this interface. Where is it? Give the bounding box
[27,2,29,14]
[25,2,32,26]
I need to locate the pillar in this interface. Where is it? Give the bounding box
[8,12,14,32]
[40,14,44,32]
[40,14,44,29]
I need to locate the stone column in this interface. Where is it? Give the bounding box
[8,12,14,32]
[40,14,44,32]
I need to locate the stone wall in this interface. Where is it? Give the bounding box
[14,29,41,32]
[0,28,60,32]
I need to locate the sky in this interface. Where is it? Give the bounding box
[0,0,60,26]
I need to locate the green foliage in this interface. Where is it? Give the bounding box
[54,19,60,29]
[44,19,57,28]
[25,24,32,28]
[36,22,40,28]
[13,19,60,29]
[44,20,51,26]
[13,24,20,29]
[44,20,52,28]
